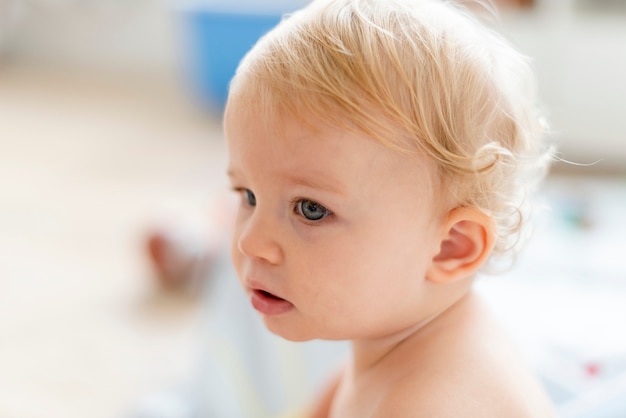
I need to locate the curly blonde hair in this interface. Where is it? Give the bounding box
[229,0,553,270]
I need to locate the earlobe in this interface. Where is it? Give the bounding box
[427,207,495,284]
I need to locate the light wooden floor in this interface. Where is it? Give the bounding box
[0,64,228,418]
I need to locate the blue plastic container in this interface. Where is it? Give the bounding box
[180,10,283,112]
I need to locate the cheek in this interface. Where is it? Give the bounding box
[295,243,355,302]
[296,234,389,298]
[343,221,433,282]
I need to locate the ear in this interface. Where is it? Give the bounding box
[427,207,495,284]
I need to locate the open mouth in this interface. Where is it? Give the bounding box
[258,289,284,301]
[251,288,294,315]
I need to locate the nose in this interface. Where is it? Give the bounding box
[235,210,284,265]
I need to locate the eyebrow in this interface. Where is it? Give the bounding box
[227,168,345,195]
[282,171,346,195]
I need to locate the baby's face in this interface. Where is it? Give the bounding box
[225,94,446,342]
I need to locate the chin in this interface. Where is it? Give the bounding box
[262,315,332,342]
[264,321,314,342]
[264,319,350,343]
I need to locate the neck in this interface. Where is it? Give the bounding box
[348,290,474,376]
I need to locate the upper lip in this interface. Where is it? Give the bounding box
[247,279,286,300]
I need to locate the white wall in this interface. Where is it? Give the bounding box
[503,0,626,168]
[0,0,181,78]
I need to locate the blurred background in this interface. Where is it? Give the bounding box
[1,0,625,417]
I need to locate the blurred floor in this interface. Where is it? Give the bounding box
[0,64,227,418]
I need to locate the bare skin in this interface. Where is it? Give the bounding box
[311,292,556,418]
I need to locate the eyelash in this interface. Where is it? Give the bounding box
[290,197,333,223]
[232,188,256,207]
[232,188,332,224]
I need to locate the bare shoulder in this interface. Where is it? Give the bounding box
[373,357,557,418]
[372,296,557,417]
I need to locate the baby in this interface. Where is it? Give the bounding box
[224,0,556,416]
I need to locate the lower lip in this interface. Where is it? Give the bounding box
[250,289,294,316]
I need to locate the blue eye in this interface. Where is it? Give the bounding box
[296,199,331,221]
[244,189,256,206]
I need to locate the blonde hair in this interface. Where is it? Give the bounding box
[229,0,553,270]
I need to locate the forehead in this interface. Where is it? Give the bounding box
[225,89,438,203]
[225,90,379,170]
[225,76,415,156]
